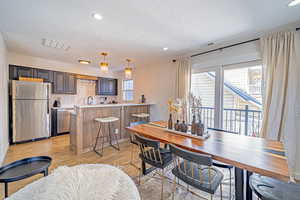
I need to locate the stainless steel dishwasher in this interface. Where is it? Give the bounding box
[57,109,73,134]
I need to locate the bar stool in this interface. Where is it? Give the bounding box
[250,173,300,200]
[93,116,120,156]
[131,113,150,121]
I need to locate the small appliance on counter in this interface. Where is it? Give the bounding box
[53,98,61,107]
[140,94,146,103]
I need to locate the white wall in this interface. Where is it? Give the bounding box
[0,32,9,165]
[134,60,176,120]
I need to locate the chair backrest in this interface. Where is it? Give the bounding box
[130,121,147,127]
[169,144,216,185]
[134,134,163,164]
[169,144,212,166]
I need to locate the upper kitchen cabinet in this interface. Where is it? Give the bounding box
[53,71,77,94]
[64,73,77,94]
[53,71,65,94]
[33,68,53,82]
[9,65,34,80]
[96,78,118,96]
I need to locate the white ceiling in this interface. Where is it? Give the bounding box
[0,0,300,70]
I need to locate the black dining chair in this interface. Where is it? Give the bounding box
[169,144,224,200]
[128,121,147,168]
[250,173,300,200]
[135,134,173,199]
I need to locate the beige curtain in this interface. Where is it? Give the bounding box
[260,31,300,178]
[175,58,191,100]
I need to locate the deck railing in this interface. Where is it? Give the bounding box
[191,105,262,137]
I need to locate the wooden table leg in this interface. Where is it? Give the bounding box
[235,167,244,200]
[4,182,8,198]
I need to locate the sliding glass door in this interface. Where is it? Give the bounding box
[222,62,263,136]
[190,61,263,136]
[191,69,218,129]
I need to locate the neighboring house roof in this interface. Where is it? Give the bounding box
[207,72,262,107]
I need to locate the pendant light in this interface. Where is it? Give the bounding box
[124,59,133,79]
[100,52,109,71]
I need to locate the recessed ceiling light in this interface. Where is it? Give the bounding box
[163,47,168,51]
[78,60,91,65]
[288,0,300,7]
[92,13,103,20]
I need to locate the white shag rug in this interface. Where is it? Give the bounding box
[6,164,140,200]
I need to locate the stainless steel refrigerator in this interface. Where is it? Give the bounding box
[12,80,51,143]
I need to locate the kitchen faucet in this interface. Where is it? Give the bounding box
[87,96,94,105]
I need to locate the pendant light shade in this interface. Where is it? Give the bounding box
[100,52,109,71]
[124,59,132,79]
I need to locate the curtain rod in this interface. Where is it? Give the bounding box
[191,27,300,58]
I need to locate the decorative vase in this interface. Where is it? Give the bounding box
[174,120,180,131]
[196,120,204,136]
[191,115,196,135]
[181,121,188,133]
[168,113,173,129]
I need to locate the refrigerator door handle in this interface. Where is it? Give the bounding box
[47,100,49,114]
[47,84,50,114]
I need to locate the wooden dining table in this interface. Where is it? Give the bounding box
[126,121,290,200]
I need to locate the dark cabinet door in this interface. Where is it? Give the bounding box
[9,65,18,80]
[96,78,118,96]
[53,71,65,94]
[9,65,34,80]
[34,69,53,82]
[64,73,77,94]
[109,79,118,95]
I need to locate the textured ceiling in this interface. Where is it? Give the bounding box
[0,0,300,70]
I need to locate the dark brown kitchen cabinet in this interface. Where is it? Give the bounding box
[53,71,65,94]
[53,72,77,94]
[9,65,34,80]
[64,73,77,94]
[34,69,53,82]
[96,77,118,96]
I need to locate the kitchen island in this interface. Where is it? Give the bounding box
[69,103,152,155]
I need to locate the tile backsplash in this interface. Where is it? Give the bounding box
[50,79,118,107]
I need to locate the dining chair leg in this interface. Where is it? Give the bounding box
[138,161,142,186]
[229,168,232,200]
[130,142,137,165]
[171,175,177,200]
[220,183,223,200]
[161,168,165,200]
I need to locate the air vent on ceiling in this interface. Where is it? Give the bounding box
[42,38,70,51]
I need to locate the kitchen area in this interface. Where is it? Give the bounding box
[8,64,152,154]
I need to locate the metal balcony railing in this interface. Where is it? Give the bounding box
[191,105,262,137]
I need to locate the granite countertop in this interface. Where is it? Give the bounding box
[75,103,154,109]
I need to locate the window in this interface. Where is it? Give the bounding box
[191,71,216,128]
[190,61,263,137]
[122,79,134,101]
